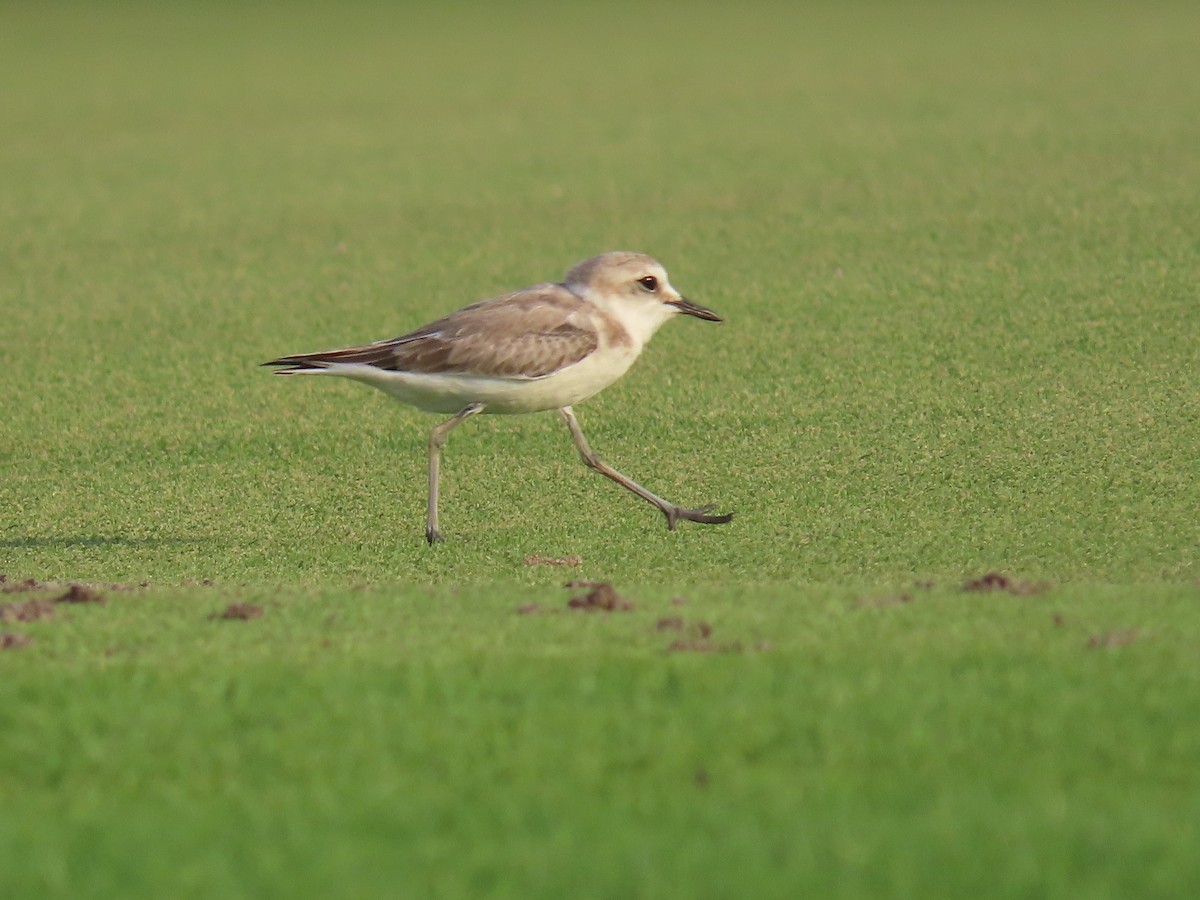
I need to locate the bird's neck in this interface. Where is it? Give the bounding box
[590,295,674,350]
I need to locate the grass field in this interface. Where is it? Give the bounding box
[3,1,1200,897]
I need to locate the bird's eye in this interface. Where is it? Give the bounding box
[637,275,658,292]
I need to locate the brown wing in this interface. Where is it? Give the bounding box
[263,284,599,379]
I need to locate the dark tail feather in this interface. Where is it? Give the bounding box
[261,343,398,374]
[260,355,329,374]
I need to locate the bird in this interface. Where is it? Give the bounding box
[262,251,734,544]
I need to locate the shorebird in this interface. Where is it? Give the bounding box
[263,251,734,543]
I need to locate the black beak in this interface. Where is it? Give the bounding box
[666,296,722,322]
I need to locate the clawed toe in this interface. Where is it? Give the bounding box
[664,505,735,530]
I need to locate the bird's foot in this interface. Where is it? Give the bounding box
[664,504,735,531]
[425,525,444,545]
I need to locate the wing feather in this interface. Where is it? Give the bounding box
[263,284,599,379]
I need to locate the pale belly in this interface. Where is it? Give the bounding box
[309,346,641,415]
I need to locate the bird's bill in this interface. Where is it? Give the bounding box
[666,296,722,322]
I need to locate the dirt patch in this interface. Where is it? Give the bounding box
[210,602,263,621]
[2,575,148,594]
[666,619,743,653]
[1,632,33,650]
[666,616,770,652]
[857,593,912,608]
[1087,628,1140,649]
[658,617,721,639]
[1,575,49,594]
[55,584,106,605]
[0,583,107,623]
[694,767,710,789]
[668,638,743,654]
[516,603,544,615]
[668,638,720,653]
[522,554,582,568]
[962,572,1049,596]
[1,598,56,623]
[669,596,688,607]
[565,581,635,612]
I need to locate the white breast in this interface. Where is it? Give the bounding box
[311,339,641,415]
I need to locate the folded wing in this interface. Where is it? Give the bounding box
[263,284,599,379]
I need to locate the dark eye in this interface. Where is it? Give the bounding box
[637,275,658,292]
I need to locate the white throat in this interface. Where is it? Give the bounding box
[580,288,675,349]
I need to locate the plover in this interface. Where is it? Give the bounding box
[263,251,734,543]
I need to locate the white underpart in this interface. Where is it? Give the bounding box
[306,343,638,415]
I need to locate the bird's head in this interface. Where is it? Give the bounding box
[563,251,721,344]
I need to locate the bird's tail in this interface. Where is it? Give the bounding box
[261,343,397,375]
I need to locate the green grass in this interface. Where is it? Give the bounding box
[3,1,1200,896]
[5,583,1200,898]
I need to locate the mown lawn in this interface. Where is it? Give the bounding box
[2,1,1199,897]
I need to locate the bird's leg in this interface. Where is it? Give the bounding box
[558,406,733,530]
[426,402,485,544]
